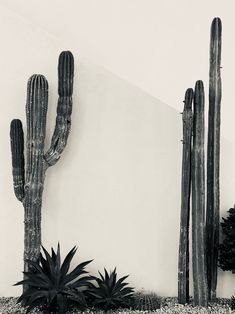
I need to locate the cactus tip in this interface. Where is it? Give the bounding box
[27,74,48,91]
[213,17,222,24]
[211,17,222,38]
[11,119,22,128]
[29,74,46,80]
[195,80,204,90]
[59,51,74,64]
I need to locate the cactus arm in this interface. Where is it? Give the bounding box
[10,119,25,202]
[192,80,208,307]
[178,88,193,304]
[24,74,48,270]
[44,51,74,167]
[206,17,222,301]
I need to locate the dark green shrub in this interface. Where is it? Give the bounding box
[219,206,235,273]
[15,244,93,313]
[87,267,134,311]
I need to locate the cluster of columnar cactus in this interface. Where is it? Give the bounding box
[10,51,74,279]
[178,17,222,306]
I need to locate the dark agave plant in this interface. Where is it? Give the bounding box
[87,267,134,311]
[14,244,94,313]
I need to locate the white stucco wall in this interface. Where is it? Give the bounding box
[1,0,235,298]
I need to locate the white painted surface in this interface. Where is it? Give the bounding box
[0,0,235,298]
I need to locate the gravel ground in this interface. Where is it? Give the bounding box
[0,297,234,314]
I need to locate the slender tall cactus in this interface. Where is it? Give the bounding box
[10,51,74,276]
[178,88,193,304]
[206,17,222,301]
[191,80,208,307]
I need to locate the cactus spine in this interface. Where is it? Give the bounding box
[178,88,193,304]
[133,293,160,311]
[206,17,222,301]
[10,52,74,278]
[191,80,208,307]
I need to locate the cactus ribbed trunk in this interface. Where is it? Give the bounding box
[192,80,208,307]
[178,88,193,304]
[206,17,222,301]
[23,74,48,271]
[10,52,74,289]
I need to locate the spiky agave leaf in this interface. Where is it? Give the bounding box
[87,268,134,310]
[14,244,94,313]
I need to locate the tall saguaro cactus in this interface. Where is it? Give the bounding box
[178,88,193,304]
[191,80,208,307]
[206,17,222,301]
[10,51,74,274]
